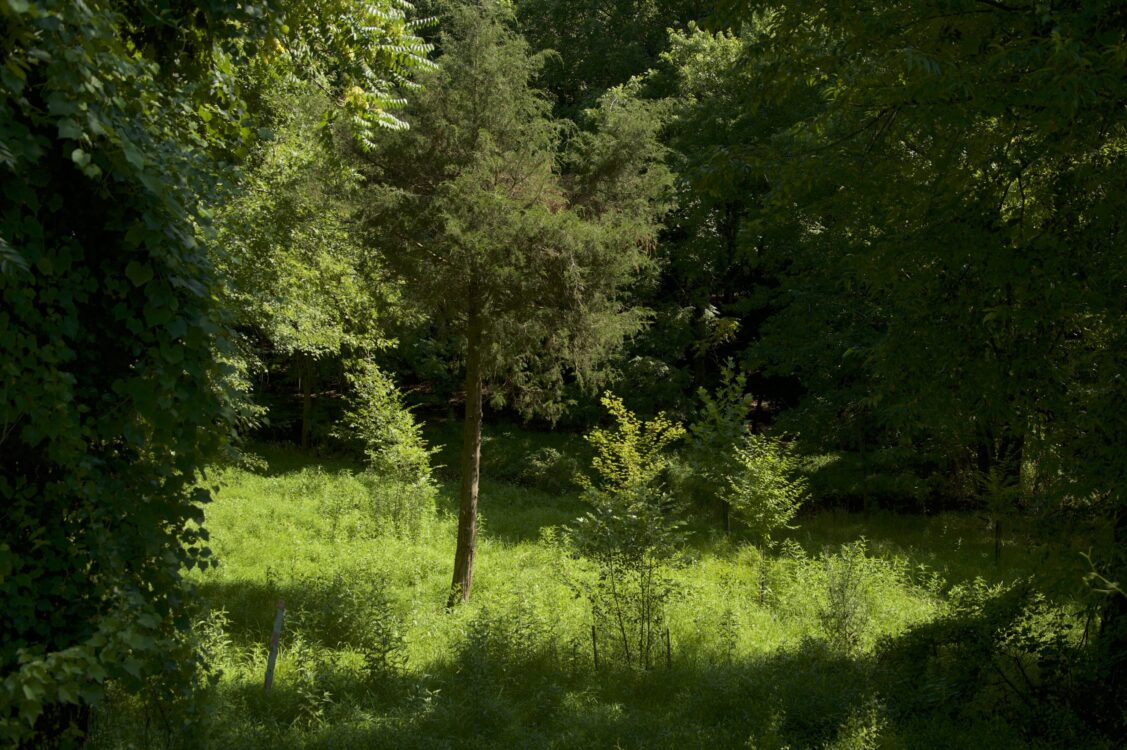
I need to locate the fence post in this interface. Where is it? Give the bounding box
[264,599,285,691]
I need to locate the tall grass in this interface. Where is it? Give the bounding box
[88,435,1105,749]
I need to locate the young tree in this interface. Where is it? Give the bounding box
[570,394,686,669]
[363,0,670,604]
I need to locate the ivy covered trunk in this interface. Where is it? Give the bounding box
[449,314,483,606]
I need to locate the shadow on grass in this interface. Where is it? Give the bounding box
[206,640,881,750]
[203,631,1074,750]
[198,573,401,653]
[234,441,364,478]
[188,576,1111,750]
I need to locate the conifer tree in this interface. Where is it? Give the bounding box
[363,0,670,604]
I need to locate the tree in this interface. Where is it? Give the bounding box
[362,0,670,605]
[703,0,1127,710]
[0,0,429,742]
[214,81,400,449]
[513,0,702,117]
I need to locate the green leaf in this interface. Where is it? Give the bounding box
[58,119,82,140]
[120,138,146,170]
[125,260,154,287]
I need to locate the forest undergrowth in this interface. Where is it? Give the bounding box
[89,430,1106,750]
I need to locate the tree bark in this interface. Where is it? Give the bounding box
[448,315,483,607]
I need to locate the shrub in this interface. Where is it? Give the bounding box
[685,367,808,541]
[876,577,1099,744]
[818,541,876,655]
[567,394,686,670]
[724,433,809,545]
[287,572,406,680]
[685,366,755,516]
[338,359,436,536]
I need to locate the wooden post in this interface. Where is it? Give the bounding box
[665,627,672,670]
[264,599,285,691]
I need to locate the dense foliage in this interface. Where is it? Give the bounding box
[0,0,428,743]
[5,0,1127,745]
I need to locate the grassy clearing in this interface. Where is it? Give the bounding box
[90,431,1101,749]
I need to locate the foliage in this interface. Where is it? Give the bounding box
[514,0,702,117]
[214,82,398,363]
[682,367,806,540]
[287,571,408,680]
[581,394,686,495]
[878,577,1099,744]
[337,358,437,537]
[724,433,808,544]
[0,0,432,741]
[365,0,670,420]
[691,0,1127,700]
[569,394,686,669]
[518,446,582,495]
[339,359,435,484]
[817,541,877,655]
[1,0,243,740]
[684,365,755,510]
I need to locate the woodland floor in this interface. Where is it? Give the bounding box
[88,425,1102,749]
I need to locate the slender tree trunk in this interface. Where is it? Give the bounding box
[299,353,314,450]
[448,316,483,607]
[1099,502,1127,708]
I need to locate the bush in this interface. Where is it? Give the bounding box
[818,541,877,655]
[685,368,808,541]
[876,577,1101,745]
[724,433,809,545]
[338,359,436,536]
[567,394,686,670]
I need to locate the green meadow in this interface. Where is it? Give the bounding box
[89,427,1103,749]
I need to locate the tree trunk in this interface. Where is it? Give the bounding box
[299,353,314,450]
[448,316,483,607]
[1099,502,1127,709]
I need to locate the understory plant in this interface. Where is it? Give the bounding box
[568,394,686,669]
[687,366,808,543]
[724,433,809,545]
[338,358,436,535]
